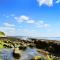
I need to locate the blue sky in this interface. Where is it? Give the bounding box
[0,0,60,37]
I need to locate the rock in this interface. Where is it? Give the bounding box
[12,48,21,59]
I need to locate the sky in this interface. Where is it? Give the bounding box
[0,0,60,37]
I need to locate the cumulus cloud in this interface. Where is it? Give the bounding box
[36,23,49,28]
[35,20,49,28]
[0,26,60,37]
[0,14,58,37]
[44,23,49,28]
[56,0,60,3]
[19,15,29,21]
[36,23,43,28]
[14,15,29,23]
[4,23,15,27]
[14,15,35,23]
[0,26,38,37]
[37,0,53,6]
[27,20,35,23]
[14,15,49,28]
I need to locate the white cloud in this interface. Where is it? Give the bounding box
[44,23,49,28]
[56,0,60,3]
[4,23,15,27]
[19,15,29,21]
[0,27,38,37]
[27,20,35,23]
[37,0,53,6]
[15,15,30,23]
[35,20,49,28]
[14,15,49,29]
[36,23,43,28]
[15,15,35,23]
[1,14,59,37]
[0,26,60,37]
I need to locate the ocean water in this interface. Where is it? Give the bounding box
[0,48,44,60]
[17,36,60,40]
[40,37,60,40]
[13,36,60,41]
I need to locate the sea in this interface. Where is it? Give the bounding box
[16,36,60,41]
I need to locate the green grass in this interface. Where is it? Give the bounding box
[0,44,3,49]
[0,41,4,49]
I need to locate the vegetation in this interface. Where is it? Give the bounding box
[0,41,4,49]
[0,31,5,37]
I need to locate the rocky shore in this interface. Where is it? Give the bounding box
[0,37,60,60]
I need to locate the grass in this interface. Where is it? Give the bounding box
[0,44,3,49]
[0,41,4,49]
